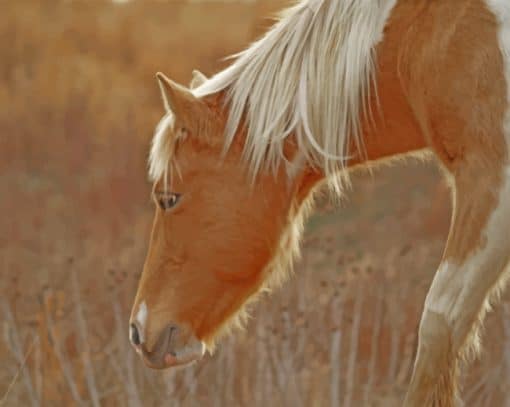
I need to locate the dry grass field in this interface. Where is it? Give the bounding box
[1,1,510,406]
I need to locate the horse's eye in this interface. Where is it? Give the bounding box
[157,193,181,211]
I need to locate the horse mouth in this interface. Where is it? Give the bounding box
[138,325,205,369]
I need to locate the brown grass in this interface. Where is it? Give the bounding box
[1,1,510,406]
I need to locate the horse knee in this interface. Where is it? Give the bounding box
[417,309,454,373]
[419,308,451,345]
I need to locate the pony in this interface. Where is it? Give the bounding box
[129,0,510,405]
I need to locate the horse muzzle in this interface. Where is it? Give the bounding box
[129,321,205,369]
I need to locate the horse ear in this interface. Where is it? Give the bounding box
[190,70,208,89]
[156,72,199,122]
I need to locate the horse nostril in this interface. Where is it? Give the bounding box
[130,323,142,346]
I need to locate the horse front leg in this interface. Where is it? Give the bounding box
[404,163,510,406]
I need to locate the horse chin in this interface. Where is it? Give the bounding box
[138,327,206,370]
[138,350,204,370]
[163,347,204,369]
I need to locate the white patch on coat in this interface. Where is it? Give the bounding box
[426,167,510,322]
[485,0,510,142]
[135,301,148,342]
[425,2,510,325]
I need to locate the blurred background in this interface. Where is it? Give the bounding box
[1,1,510,406]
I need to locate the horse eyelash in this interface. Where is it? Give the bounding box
[157,193,181,211]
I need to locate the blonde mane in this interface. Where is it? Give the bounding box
[150,0,397,191]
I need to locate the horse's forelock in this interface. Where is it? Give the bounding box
[149,113,178,185]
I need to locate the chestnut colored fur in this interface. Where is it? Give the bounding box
[131,0,510,405]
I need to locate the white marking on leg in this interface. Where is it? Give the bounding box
[426,167,510,326]
[406,168,510,406]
